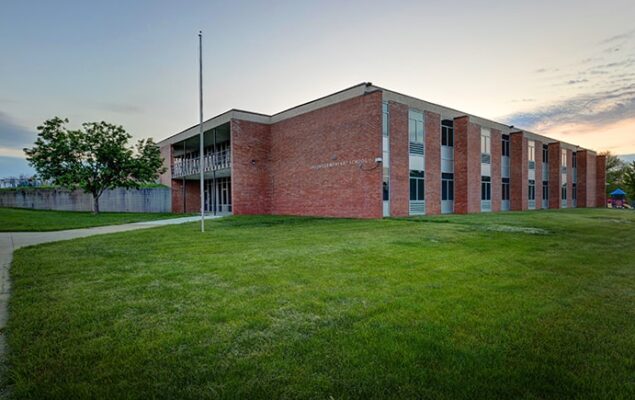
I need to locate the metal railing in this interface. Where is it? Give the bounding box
[172,149,231,178]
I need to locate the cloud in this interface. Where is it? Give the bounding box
[535,67,559,74]
[599,29,635,44]
[567,79,588,85]
[503,84,635,130]
[0,111,36,151]
[95,102,143,114]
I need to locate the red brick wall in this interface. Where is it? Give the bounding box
[534,140,543,209]
[389,102,409,217]
[171,179,200,213]
[576,150,598,208]
[159,145,172,186]
[268,91,382,218]
[566,149,574,208]
[596,155,607,207]
[576,151,588,208]
[454,117,481,213]
[587,152,597,207]
[490,129,502,212]
[548,142,562,209]
[510,132,528,211]
[231,120,272,215]
[425,111,441,215]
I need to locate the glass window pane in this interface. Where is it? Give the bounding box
[410,178,417,200]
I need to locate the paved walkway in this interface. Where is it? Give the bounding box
[0,215,219,370]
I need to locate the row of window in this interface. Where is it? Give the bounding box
[409,172,456,202]
[482,177,577,202]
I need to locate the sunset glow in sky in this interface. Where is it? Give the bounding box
[1,0,634,176]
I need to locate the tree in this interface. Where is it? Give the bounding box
[623,161,635,202]
[600,151,626,196]
[25,117,166,213]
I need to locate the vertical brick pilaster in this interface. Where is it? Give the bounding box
[425,111,441,215]
[491,129,502,212]
[510,132,528,211]
[534,140,543,209]
[389,102,409,217]
[454,116,480,214]
[548,142,562,209]
[566,149,574,208]
[577,150,588,208]
[231,120,272,215]
[596,154,607,207]
[159,145,172,186]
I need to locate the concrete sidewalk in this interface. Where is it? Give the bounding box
[0,215,219,372]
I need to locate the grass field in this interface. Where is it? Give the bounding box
[5,209,635,398]
[0,208,182,231]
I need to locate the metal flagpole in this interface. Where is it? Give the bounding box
[198,31,205,232]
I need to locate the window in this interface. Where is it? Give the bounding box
[572,152,577,168]
[408,110,424,143]
[502,177,510,201]
[441,120,453,146]
[572,183,577,200]
[502,135,510,157]
[528,141,536,170]
[542,181,549,200]
[543,145,549,163]
[410,170,425,201]
[442,172,454,201]
[383,170,389,201]
[528,180,536,200]
[382,102,389,137]
[481,176,491,201]
[481,130,491,154]
[528,141,535,162]
[561,149,567,167]
[481,128,491,164]
[562,184,567,200]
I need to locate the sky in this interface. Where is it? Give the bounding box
[1,0,634,177]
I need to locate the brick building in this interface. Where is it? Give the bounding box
[158,83,606,218]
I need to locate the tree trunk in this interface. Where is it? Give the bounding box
[93,193,100,214]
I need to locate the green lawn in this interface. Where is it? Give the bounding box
[6,209,635,398]
[0,208,183,231]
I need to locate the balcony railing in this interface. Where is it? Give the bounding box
[172,149,231,178]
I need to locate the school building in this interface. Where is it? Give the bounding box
[157,83,606,218]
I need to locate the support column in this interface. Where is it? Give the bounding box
[576,150,598,208]
[510,132,528,211]
[534,140,543,209]
[454,116,480,214]
[548,142,562,209]
[389,102,409,217]
[424,111,441,215]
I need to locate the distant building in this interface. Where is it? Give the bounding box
[0,176,49,189]
[157,83,606,218]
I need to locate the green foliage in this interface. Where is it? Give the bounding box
[6,210,635,398]
[24,118,166,212]
[600,151,626,195]
[623,161,635,201]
